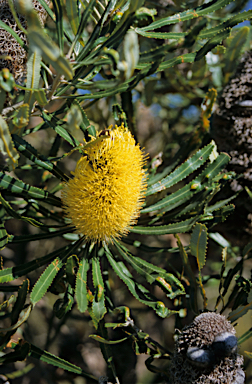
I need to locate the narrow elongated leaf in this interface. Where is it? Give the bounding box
[131,217,197,235]
[0,116,19,171]
[195,29,231,62]
[0,245,71,283]
[175,234,198,313]
[0,280,29,349]
[13,134,68,181]
[28,27,73,80]
[65,0,79,36]
[76,257,89,313]
[0,20,26,49]
[138,0,233,32]
[30,257,64,305]
[228,291,252,323]
[190,223,208,270]
[0,223,8,250]
[104,245,175,318]
[0,171,61,207]
[114,241,184,298]
[24,51,42,109]
[30,344,97,380]
[238,327,252,345]
[51,0,64,52]
[223,26,249,83]
[0,342,30,363]
[91,258,107,327]
[146,142,215,196]
[89,335,129,344]
[0,304,32,332]
[143,153,230,214]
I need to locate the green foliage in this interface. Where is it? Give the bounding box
[0,0,252,382]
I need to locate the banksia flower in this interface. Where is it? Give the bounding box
[62,125,147,243]
[170,312,245,384]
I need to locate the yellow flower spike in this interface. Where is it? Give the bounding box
[62,124,148,244]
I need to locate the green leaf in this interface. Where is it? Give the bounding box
[0,245,72,283]
[11,104,30,130]
[0,280,29,349]
[175,234,198,314]
[228,291,252,323]
[89,334,129,344]
[223,26,250,83]
[143,153,230,214]
[146,141,215,196]
[24,51,42,110]
[238,327,252,345]
[30,257,64,305]
[0,341,30,364]
[138,0,233,31]
[13,134,68,181]
[190,223,208,270]
[0,304,32,332]
[195,29,231,62]
[65,255,79,288]
[76,257,89,313]
[131,217,197,235]
[30,344,97,381]
[0,20,27,49]
[0,223,8,250]
[0,171,61,207]
[114,241,185,298]
[27,27,73,80]
[51,0,64,52]
[0,115,19,171]
[91,257,107,328]
[104,245,175,318]
[65,0,79,36]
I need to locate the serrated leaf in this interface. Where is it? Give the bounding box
[114,241,185,298]
[143,152,230,214]
[137,0,233,32]
[91,258,107,328]
[0,223,8,250]
[131,217,197,235]
[146,142,215,196]
[28,27,73,80]
[0,116,19,171]
[30,257,63,305]
[190,223,208,270]
[195,28,231,62]
[104,245,176,318]
[0,245,72,284]
[0,171,61,207]
[76,257,89,313]
[65,255,79,288]
[13,134,68,181]
[30,344,97,380]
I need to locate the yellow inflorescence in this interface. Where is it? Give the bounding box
[62,125,147,243]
